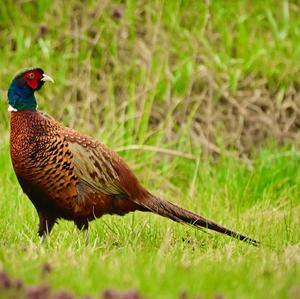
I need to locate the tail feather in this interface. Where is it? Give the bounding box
[139,194,259,246]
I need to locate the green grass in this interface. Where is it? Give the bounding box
[0,141,299,298]
[0,0,300,298]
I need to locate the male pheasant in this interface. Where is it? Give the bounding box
[8,68,259,245]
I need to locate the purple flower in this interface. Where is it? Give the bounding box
[112,8,123,19]
[39,24,48,36]
[26,284,50,299]
[0,271,11,289]
[101,288,120,299]
[53,290,75,299]
[122,289,144,299]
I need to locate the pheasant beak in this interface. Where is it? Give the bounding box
[41,74,54,83]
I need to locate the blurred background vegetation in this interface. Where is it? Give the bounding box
[1,0,300,156]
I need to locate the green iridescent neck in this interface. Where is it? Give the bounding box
[8,79,37,111]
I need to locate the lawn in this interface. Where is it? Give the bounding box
[0,1,299,298]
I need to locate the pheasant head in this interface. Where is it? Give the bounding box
[7,68,54,112]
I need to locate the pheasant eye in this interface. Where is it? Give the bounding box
[27,73,35,79]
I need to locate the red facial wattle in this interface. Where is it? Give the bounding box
[22,70,43,90]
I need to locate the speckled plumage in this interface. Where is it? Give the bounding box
[10,110,145,235]
[8,68,259,245]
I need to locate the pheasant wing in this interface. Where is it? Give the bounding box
[64,131,128,198]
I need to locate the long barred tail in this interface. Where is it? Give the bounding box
[140,194,259,246]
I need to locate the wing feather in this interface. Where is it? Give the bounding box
[65,131,128,197]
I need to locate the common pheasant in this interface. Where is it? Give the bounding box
[8,68,259,245]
